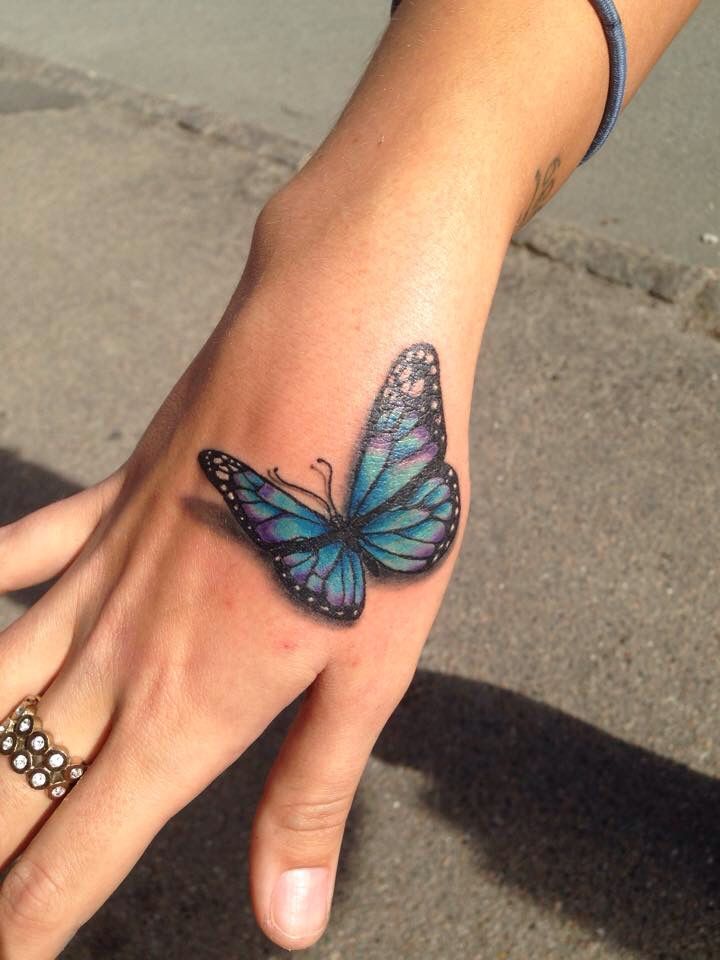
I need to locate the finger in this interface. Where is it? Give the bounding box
[0,650,113,872]
[250,668,395,950]
[0,472,123,594]
[0,711,164,960]
[0,583,78,717]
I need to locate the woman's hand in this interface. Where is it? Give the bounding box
[1,0,695,946]
[0,188,478,957]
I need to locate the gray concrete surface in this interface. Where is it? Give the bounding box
[0,0,718,267]
[1,48,720,960]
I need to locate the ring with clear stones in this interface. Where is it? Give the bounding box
[0,696,88,800]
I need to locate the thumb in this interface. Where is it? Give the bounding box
[249,667,394,950]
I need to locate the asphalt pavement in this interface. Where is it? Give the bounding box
[0,28,719,960]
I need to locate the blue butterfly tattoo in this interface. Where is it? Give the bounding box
[198,343,460,623]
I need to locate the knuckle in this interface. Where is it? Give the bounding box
[272,792,354,840]
[0,856,67,933]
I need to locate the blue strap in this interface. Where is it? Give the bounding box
[580,0,627,162]
[389,0,627,164]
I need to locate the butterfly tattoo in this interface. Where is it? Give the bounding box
[198,343,460,623]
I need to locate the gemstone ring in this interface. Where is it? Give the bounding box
[0,696,88,799]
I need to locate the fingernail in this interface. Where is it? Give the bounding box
[269,866,330,940]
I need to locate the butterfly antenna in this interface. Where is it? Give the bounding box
[315,458,340,517]
[269,467,331,514]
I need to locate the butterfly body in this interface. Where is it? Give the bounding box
[199,343,460,623]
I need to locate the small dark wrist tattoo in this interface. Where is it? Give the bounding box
[516,156,561,230]
[199,343,460,624]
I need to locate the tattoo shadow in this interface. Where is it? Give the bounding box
[0,448,84,608]
[182,494,244,543]
[374,667,720,958]
[183,494,391,631]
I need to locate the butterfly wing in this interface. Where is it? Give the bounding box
[346,343,461,575]
[357,463,460,573]
[199,449,332,548]
[199,449,365,621]
[274,541,365,621]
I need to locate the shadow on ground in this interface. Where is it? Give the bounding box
[3,452,720,957]
[376,668,720,958]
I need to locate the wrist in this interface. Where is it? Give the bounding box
[249,156,511,347]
